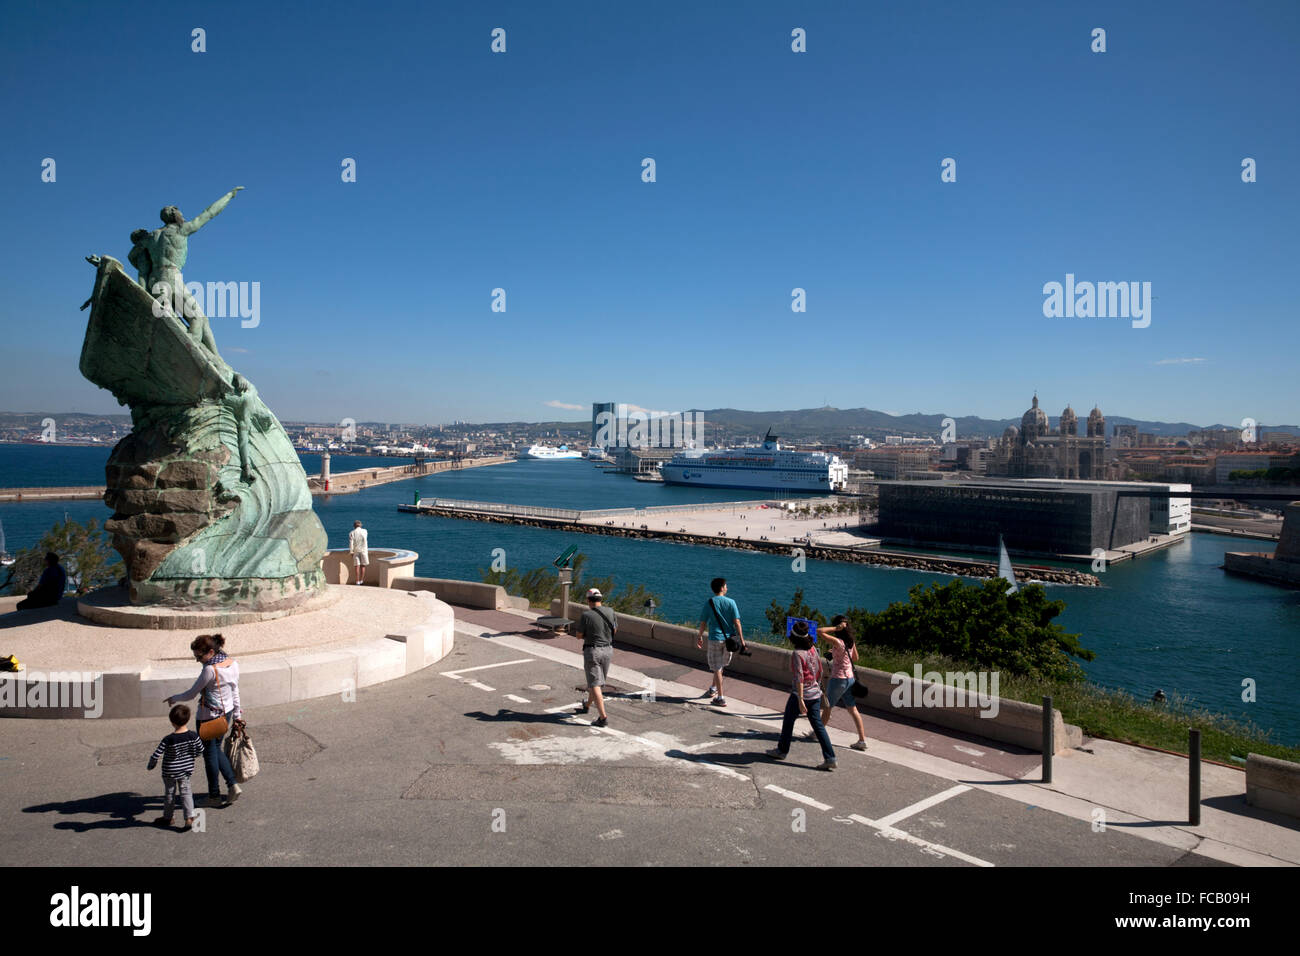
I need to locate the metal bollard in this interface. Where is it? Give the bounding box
[1189,729,1201,826]
[1042,695,1053,783]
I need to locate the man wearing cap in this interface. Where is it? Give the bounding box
[348,520,369,584]
[575,588,617,727]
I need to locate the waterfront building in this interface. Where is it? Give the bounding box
[1020,479,1191,535]
[876,480,1150,555]
[857,446,933,480]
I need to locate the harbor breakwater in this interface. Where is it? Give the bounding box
[400,502,1101,586]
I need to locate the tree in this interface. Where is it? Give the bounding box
[764,587,827,636]
[2,517,124,597]
[770,578,1094,682]
[481,551,663,615]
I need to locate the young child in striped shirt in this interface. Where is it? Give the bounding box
[147,704,204,830]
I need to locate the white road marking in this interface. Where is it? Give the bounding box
[441,658,535,678]
[764,784,832,812]
[873,785,971,829]
[466,628,1284,865]
[683,740,725,753]
[504,694,531,704]
[848,814,994,867]
[953,745,985,757]
[466,681,496,692]
[544,704,582,714]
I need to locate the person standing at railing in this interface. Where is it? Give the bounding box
[349,520,369,585]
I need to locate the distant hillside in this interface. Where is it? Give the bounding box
[682,407,1299,441]
[0,412,131,425]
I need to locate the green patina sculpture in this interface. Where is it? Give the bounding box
[79,190,327,611]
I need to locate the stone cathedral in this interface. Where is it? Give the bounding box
[990,394,1110,480]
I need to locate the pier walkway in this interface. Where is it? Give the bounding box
[307,455,511,495]
[399,497,1100,585]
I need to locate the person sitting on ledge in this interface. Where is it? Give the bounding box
[17,552,67,610]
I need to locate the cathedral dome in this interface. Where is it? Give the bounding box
[1087,406,1106,438]
[1060,405,1078,436]
[1021,395,1048,440]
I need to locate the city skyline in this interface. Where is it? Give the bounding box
[2,1,1297,424]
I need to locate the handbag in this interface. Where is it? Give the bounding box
[225,723,260,783]
[850,646,869,699]
[197,661,230,742]
[709,599,742,652]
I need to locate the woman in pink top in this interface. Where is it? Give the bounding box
[819,616,868,751]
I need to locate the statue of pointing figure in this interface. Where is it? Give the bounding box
[143,186,244,360]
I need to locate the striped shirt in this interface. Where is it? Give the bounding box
[148,730,204,778]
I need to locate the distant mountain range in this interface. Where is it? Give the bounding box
[0,412,131,424]
[5,408,1297,441]
[685,407,1300,440]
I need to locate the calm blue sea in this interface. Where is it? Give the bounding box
[2,443,1296,744]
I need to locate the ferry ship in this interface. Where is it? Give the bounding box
[519,444,583,461]
[661,430,848,492]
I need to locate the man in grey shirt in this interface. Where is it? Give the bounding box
[575,588,616,728]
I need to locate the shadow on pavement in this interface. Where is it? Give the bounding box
[464,708,579,725]
[1202,793,1300,830]
[24,791,165,831]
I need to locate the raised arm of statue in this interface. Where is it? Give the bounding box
[181,186,245,237]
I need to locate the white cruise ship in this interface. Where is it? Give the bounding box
[519,443,583,460]
[661,430,848,492]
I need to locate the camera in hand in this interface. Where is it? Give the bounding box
[725,636,751,656]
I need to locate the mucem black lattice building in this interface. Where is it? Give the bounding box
[876,481,1149,555]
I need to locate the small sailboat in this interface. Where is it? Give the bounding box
[997,534,1018,594]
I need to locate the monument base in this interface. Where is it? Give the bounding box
[78,581,341,629]
[0,585,455,719]
[123,568,327,620]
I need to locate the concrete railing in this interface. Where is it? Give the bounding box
[394,576,530,611]
[1246,753,1300,818]
[322,548,418,588]
[549,600,1081,754]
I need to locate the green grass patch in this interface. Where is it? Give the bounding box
[746,633,1298,764]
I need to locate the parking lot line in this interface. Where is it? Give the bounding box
[441,658,535,678]
[764,784,832,812]
[848,814,994,867]
[873,784,971,829]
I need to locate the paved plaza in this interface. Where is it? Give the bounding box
[4,604,1297,867]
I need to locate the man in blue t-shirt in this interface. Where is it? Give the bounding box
[695,577,745,707]
[17,552,67,610]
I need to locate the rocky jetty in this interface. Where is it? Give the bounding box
[407,506,1101,587]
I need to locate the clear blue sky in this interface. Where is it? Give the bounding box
[1,0,1297,427]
